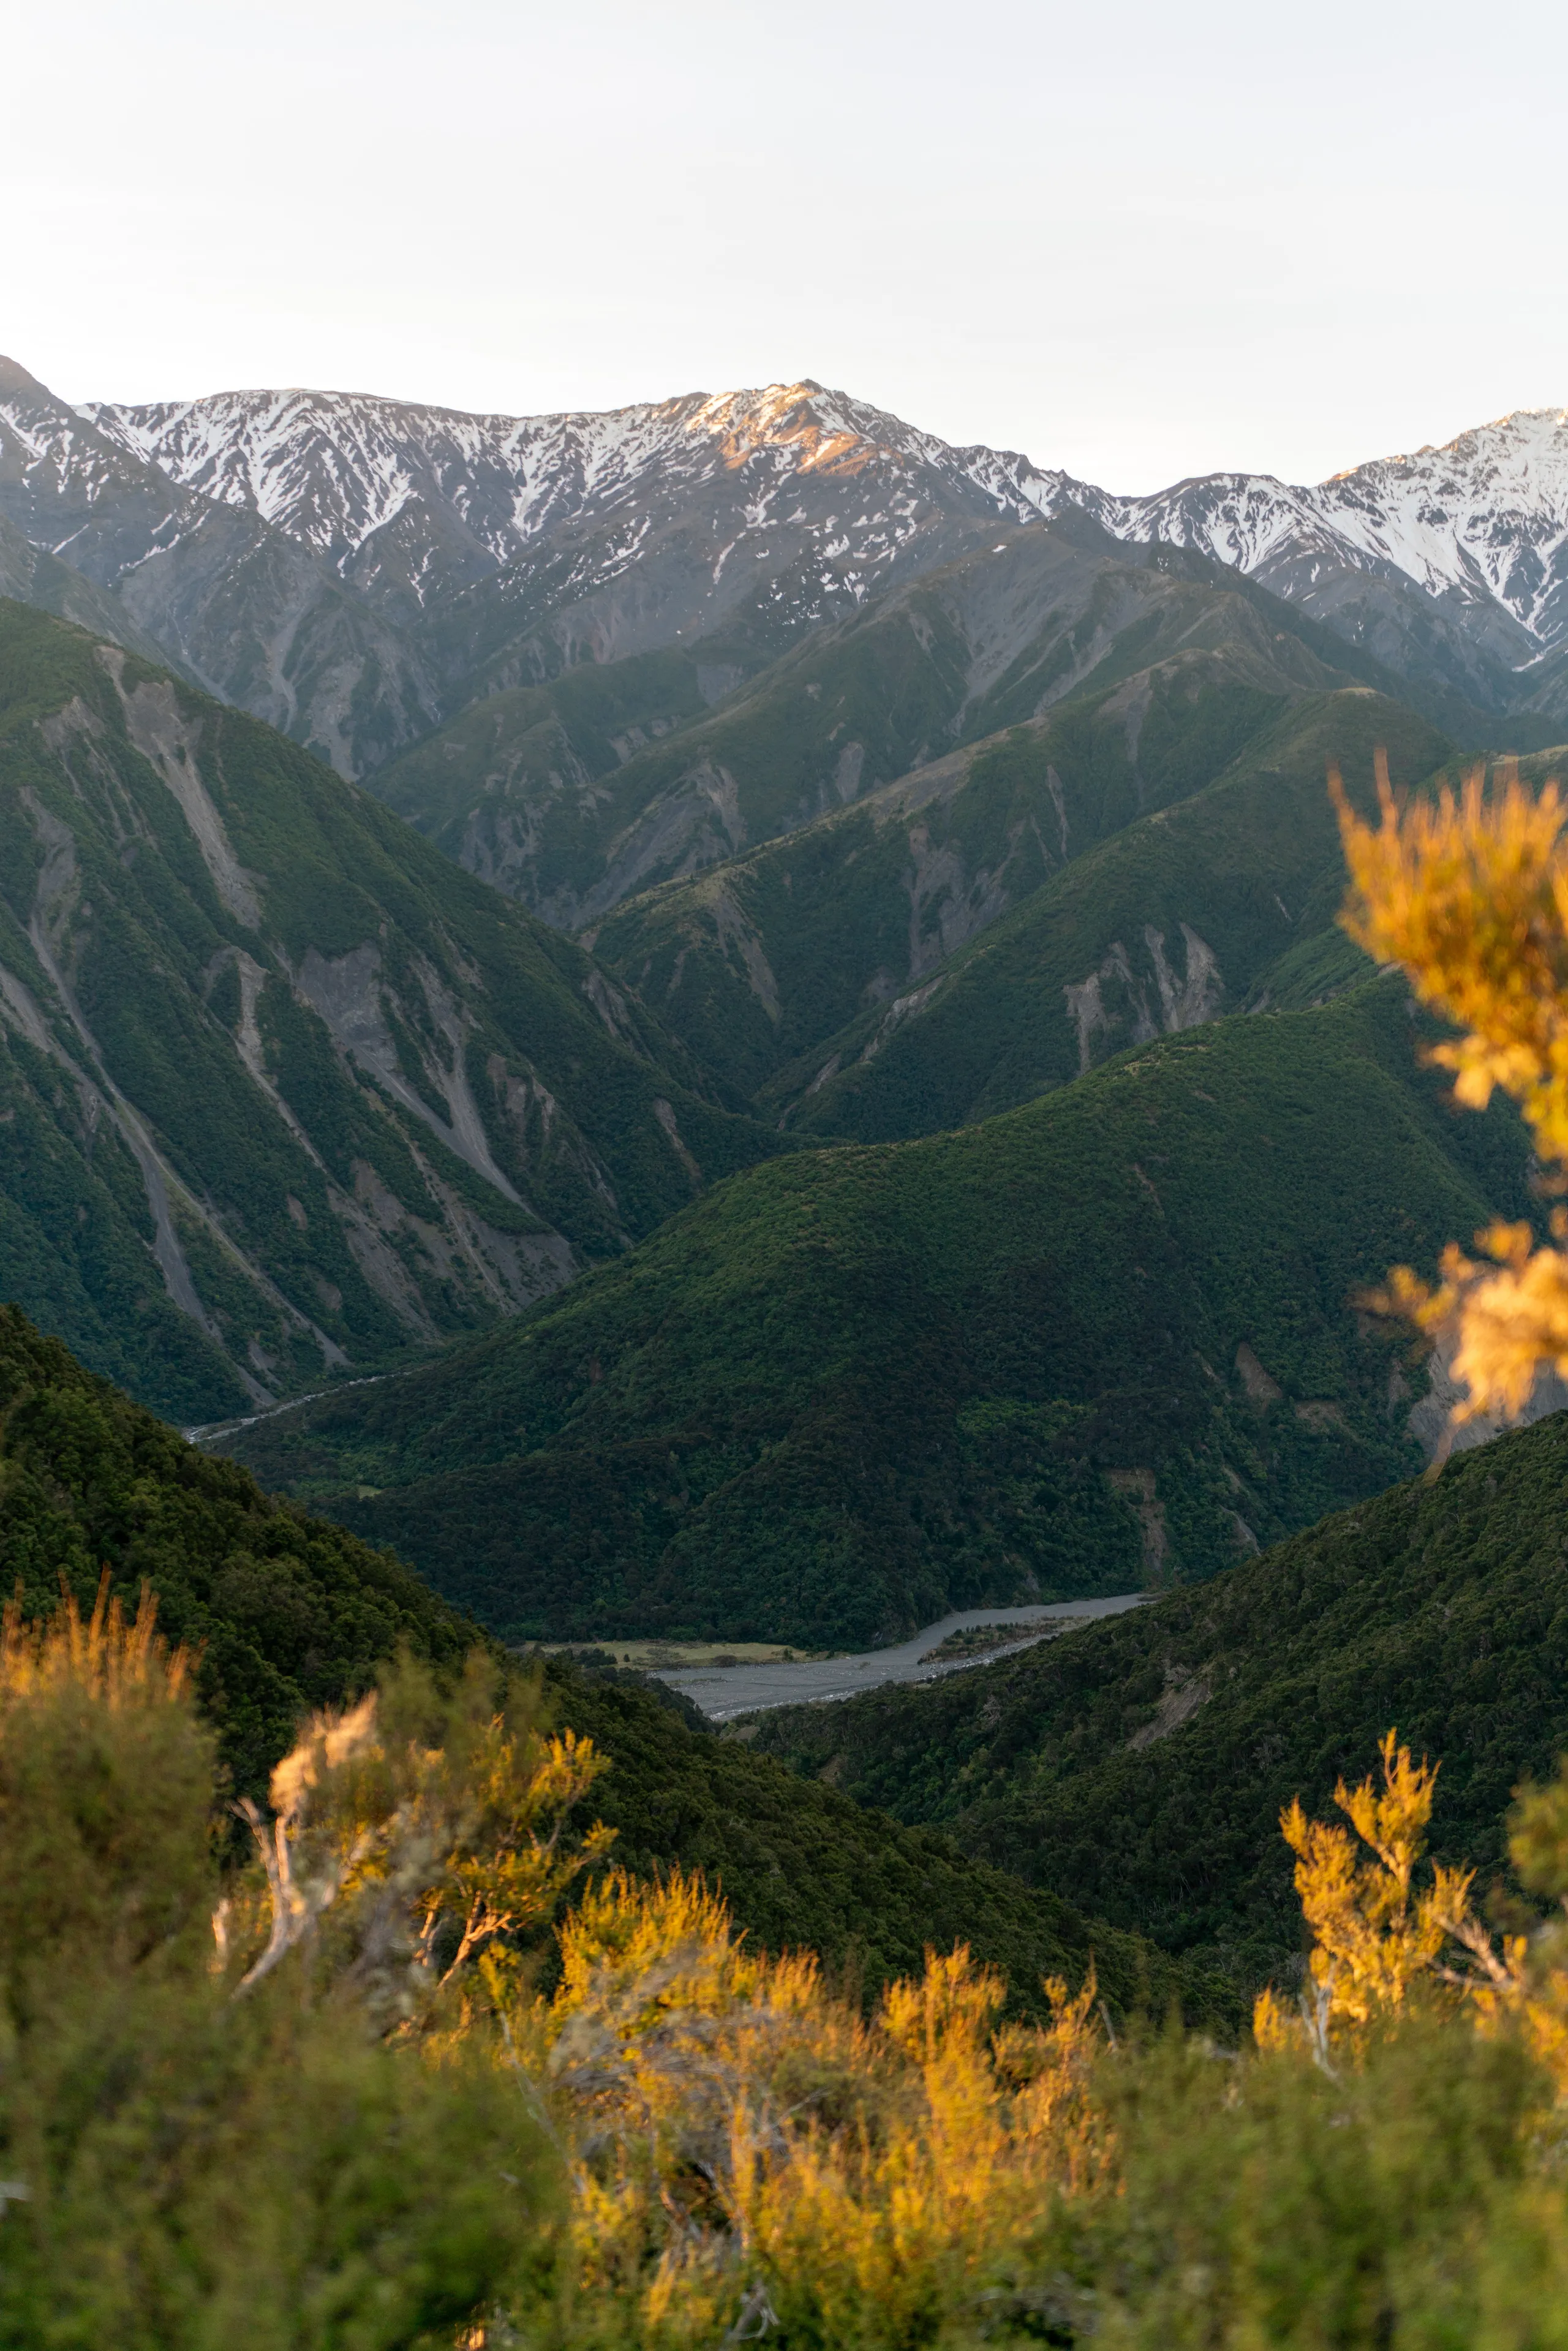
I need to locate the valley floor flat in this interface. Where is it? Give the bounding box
[656,1594,1147,1720]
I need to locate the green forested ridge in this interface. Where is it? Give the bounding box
[0,1304,1208,2021]
[589,656,1294,1104]
[219,976,1533,1647]
[371,521,1372,937]
[747,1408,1568,1983]
[368,645,730,923]
[777,692,1453,1142]
[0,1306,467,1800]
[0,600,783,1422]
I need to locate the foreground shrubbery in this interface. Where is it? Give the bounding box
[9,1579,1568,2347]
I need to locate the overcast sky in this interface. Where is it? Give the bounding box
[6,0,1565,491]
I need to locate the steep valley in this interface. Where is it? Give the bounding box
[0,1301,1215,2023]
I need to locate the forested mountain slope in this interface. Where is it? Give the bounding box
[778,695,1453,1142]
[0,1305,1211,2021]
[371,521,1384,930]
[0,601,781,1423]
[747,1408,1568,1987]
[219,979,1535,1647]
[590,678,1439,1111]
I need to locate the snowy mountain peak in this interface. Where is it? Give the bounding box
[79,375,1044,640]
[1324,406,1568,492]
[7,349,1568,788]
[87,376,1004,566]
[1036,407,1568,656]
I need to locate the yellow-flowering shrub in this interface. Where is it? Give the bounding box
[1335,752,1568,1428]
[508,1869,1110,2347]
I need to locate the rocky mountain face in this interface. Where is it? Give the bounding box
[6,356,1562,767]
[86,380,1042,672]
[0,358,440,775]
[78,375,1568,733]
[0,598,779,1423]
[584,602,1357,1103]
[372,518,1352,929]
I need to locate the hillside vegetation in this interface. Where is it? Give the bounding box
[0,600,782,1422]
[374,521,1389,934]
[779,692,1452,1141]
[589,649,1297,1104]
[0,1304,1196,2019]
[748,1406,1568,1982]
[23,1482,1568,2346]
[219,977,1534,1646]
[368,645,732,922]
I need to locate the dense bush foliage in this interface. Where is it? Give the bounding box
[11,1580,1568,2347]
[0,1590,558,2347]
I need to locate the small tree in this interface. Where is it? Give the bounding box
[1253,1731,1475,2062]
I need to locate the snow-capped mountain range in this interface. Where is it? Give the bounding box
[2,350,1566,781]
[88,377,1568,649]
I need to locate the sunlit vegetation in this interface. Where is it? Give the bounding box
[12,1576,1568,2345]
[1337,749,1568,1433]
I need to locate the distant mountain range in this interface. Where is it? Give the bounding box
[4,358,1565,798]
[5,352,1568,1574]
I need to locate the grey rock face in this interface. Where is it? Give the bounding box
[0,357,439,775]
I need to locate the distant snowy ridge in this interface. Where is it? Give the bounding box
[1012,409,1568,653]
[87,379,1568,662]
[5,347,1567,779]
[86,379,1046,612]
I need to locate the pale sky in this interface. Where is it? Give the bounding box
[6,0,1565,493]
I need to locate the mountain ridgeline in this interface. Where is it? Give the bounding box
[2,359,1564,917]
